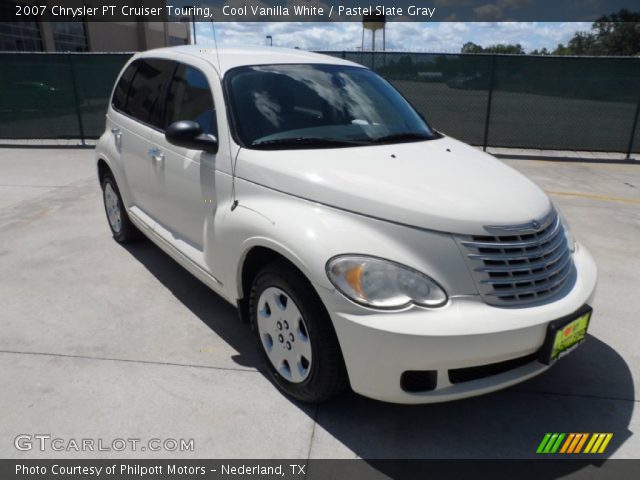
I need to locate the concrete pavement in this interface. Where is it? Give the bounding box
[0,147,638,460]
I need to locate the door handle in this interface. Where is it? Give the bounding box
[148,148,165,164]
[111,127,122,147]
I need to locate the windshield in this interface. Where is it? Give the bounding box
[224,64,438,149]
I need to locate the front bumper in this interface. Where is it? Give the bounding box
[316,243,598,404]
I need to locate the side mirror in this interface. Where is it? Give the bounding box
[165,120,218,153]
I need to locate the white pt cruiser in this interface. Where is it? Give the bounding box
[96,46,597,404]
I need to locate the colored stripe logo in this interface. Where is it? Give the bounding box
[537,433,613,454]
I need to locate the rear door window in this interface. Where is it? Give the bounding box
[164,64,217,136]
[112,62,137,111]
[120,58,174,127]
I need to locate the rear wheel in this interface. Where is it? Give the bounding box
[101,173,139,243]
[249,261,348,403]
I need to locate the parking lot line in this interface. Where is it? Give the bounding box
[546,191,640,205]
[0,349,259,373]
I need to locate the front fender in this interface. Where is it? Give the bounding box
[215,178,476,303]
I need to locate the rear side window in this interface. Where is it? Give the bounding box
[164,64,217,136]
[116,58,173,127]
[112,62,137,111]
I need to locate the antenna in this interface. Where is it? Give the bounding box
[210,20,222,75]
[210,20,238,209]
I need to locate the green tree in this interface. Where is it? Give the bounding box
[530,47,550,56]
[461,42,483,54]
[567,31,599,55]
[483,43,525,54]
[592,9,640,55]
[552,43,572,55]
[554,9,640,56]
[460,42,525,54]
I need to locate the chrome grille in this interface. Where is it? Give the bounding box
[457,209,575,306]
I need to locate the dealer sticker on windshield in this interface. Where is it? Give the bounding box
[540,307,592,365]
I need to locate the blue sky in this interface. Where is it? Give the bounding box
[194,22,592,52]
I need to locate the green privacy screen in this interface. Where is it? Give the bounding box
[0,53,132,140]
[327,52,640,155]
[1,52,639,154]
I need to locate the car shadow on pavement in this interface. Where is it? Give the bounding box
[314,335,633,459]
[121,238,263,371]
[123,237,634,471]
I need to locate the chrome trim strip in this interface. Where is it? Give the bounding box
[486,265,573,298]
[473,244,568,273]
[461,216,561,249]
[483,208,556,235]
[467,231,566,261]
[480,251,572,286]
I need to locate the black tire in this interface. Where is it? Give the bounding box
[101,173,139,244]
[249,261,348,403]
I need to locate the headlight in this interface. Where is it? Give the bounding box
[326,256,448,309]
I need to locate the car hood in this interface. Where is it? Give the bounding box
[235,136,551,235]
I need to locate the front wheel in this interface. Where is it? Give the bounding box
[249,262,348,403]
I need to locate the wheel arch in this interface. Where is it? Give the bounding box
[95,152,133,209]
[97,158,112,186]
[239,242,349,401]
[235,242,321,323]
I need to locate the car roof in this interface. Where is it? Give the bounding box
[135,45,362,75]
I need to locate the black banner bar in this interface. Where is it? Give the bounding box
[1,0,639,23]
[2,459,640,480]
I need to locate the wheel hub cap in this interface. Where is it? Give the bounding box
[104,183,122,233]
[257,287,312,383]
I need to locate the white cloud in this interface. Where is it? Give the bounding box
[195,22,590,53]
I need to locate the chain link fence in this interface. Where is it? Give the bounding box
[1,51,639,156]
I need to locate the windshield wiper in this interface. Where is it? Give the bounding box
[371,132,434,144]
[251,137,366,149]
